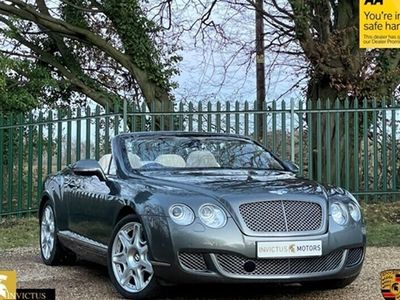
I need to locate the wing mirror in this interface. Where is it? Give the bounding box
[282,160,299,174]
[72,159,107,181]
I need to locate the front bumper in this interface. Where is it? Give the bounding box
[142,216,366,284]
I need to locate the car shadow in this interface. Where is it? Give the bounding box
[159,283,321,299]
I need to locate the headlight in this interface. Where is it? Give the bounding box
[169,204,194,225]
[198,204,227,228]
[331,202,348,225]
[348,202,361,222]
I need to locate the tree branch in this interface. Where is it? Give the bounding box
[0,0,170,107]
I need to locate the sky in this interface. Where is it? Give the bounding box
[175,46,306,103]
[154,0,307,105]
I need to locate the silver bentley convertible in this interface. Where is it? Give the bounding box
[39,132,366,299]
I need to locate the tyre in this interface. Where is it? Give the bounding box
[107,215,158,299]
[39,201,76,265]
[303,275,359,290]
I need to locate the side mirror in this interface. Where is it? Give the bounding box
[282,160,299,174]
[72,159,107,181]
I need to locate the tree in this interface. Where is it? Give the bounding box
[255,0,266,142]
[180,0,400,100]
[0,0,180,114]
[0,54,64,113]
[273,0,400,183]
[163,0,399,185]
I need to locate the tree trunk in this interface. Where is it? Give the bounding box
[306,76,359,190]
[129,100,174,132]
[255,0,265,142]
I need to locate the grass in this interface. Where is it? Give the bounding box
[366,223,400,246]
[0,217,38,250]
[361,201,400,247]
[0,202,399,250]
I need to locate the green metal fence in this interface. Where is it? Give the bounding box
[0,99,399,218]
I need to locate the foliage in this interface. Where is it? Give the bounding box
[0,0,179,112]
[103,0,180,92]
[0,55,70,113]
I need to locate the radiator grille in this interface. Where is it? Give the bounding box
[215,250,343,277]
[239,200,322,233]
[178,252,208,272]
[346,248,363,267]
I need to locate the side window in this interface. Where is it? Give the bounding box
[99,154,117,175]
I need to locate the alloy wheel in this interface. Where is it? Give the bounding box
[111,222,154,293]
[41,205,55,260]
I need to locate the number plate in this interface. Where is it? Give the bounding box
[257,240,322,258]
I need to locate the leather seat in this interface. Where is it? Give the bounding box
[99,153,142,174]
[155,154,186,168]
[186,151,220,168]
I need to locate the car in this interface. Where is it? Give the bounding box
[39,132,366,299]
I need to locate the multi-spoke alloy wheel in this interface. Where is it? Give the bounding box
[39,201,76,265]
[41,205,55,260]
[108,216,157,299]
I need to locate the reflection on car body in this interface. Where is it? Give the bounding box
[39,132,366,299]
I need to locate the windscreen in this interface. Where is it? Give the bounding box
[124,136,284,171]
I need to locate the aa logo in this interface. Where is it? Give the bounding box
[364,0,383,4]
[0,271,16,300]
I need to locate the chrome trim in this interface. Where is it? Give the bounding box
[235,198,328,237]
[58,230,108,254]
[150,261,171,267]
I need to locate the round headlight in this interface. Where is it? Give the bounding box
[198,204,227,228]
[348,202,361,222]
[169,204,194,226]
[331,202,348,225]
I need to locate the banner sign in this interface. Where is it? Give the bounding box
[360,0,400,48]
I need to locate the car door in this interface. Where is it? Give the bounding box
[64,158,120,245]
[64,174,105,239]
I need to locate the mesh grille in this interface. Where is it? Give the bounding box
[215,250,343,276]
[346,248,363,267]
[239,200,322,233]
[178,252,208,271]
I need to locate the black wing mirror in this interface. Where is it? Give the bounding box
[282,160,299,174]
[72,159,107,181]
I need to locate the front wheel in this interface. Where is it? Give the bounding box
[39,201,76,265]
[107,215,158,299]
